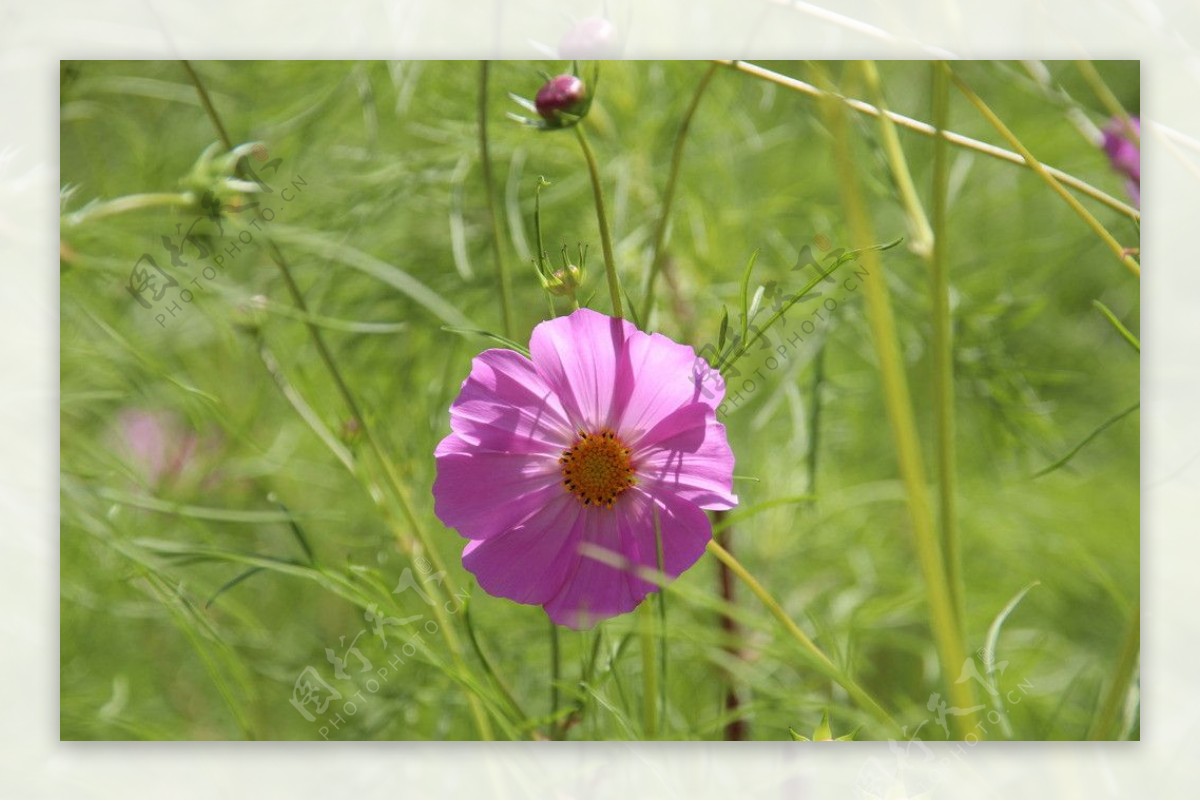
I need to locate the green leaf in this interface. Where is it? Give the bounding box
[814,710,833,741]
[443,326,531,357]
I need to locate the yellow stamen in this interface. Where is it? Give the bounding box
[559,428,636,509]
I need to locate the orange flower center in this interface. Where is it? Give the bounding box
[559,429,636,509]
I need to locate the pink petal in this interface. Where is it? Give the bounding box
[432,444,562,540]
[461,493,584,605]
[529,307,637,431]
[544,490,715,628]
[610,326,723,442]
[633,402,737,511]
[530,308,726,443]
[448,348,573,455]
[542,507,636,628]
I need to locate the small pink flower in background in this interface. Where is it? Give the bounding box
[1101,116,1140,207]
[114,409,203,489]
[558,16,621,59]
[433,308,737,628]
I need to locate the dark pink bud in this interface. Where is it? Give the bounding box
[535,74,587,120]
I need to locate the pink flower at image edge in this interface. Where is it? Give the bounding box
[1102,116,1140,207]
[433,308,737,629]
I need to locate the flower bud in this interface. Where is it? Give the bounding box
[535,74,587,121]
[230,294,269,333]
[543,263,584,297]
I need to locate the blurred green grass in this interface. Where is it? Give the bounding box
[59,60,1138,740]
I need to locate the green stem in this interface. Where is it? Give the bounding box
[550,619,561,739]
[1075,60,1139,146]
[463,598,526,724]
[1033,402,1140,478]
[718,60,1139,223]
[654,509,668,725]
[640,63,718,323]
[930,61,966,636]
[949,69,1140,278]
[861,61,933,257]
[63,192,196,227]
[640,603,658,738]
[805,337,826,500]
[705,540,901,737]
[1093,299,1141,353]
[815,64,980,738]
[1088,602,1140,739]
[573,124,623,318]
[479,61,516,338]
[182,59,494,741]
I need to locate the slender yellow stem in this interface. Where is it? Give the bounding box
[479,61,516,338]
[1075,60,1139,146]
[705,540,902,737]
[860,61,933,257]
[814,64,980,738]
[717,60,1139,223]
[949,70,1140,278]
[574,124,623,318]
[930,61,966,634]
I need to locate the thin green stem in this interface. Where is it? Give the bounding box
[930,61,966,636]
[573,124,623,318]
[182,60,494,741]
[949,69,1140,278]
[1033,402,1140,478]
[861,61,933,257]
[805,338,826,500]
[1075,60,1139,146]
[63,192,196,227]
[550,619,561,739]
[1088,602,1140,739]
[654,509,668,726]
[181,60,234,149]
[1093,299,1141,353]
[640,603,658,738]
[463,599,527,724]
[718,60,1139,223]
[479,61,516,338]
[713,511,747,740]
[705,540,902,738]
[815,64,979,738]
[640,63,718,323]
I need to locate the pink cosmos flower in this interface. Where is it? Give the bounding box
[1101,116,1140,207]
[114,408,200,488]
[433,308,737,628]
